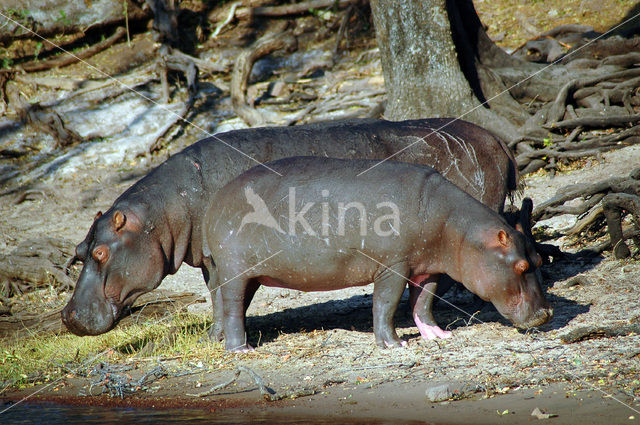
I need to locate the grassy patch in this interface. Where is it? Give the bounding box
[0,312,223,389]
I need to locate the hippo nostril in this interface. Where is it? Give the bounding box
[530,307,553,327]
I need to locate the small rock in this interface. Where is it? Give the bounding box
[425,381,473,402]
[532,407,558,419]
[425,384,452,402]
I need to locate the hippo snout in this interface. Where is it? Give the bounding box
[513,306,553,329]
[62,300,117,336]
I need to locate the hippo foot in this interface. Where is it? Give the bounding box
[384,340,408,348]
[376,336,408,348]
[614,241,631,259]
[207,324,224,342]
[414,315,452,340]
[226,343,255,353]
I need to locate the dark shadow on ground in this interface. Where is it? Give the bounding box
[241,251,604,346]
[241,277,588,347]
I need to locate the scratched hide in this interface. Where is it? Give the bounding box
[62,118,517,339]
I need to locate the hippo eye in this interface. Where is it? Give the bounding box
[92,245,109,264]
[514,259,529,275]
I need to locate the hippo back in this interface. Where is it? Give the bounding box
[181,118,517,214]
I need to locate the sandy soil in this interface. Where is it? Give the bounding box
[2,134,640,425]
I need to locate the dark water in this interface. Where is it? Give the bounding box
[0,402,434,425]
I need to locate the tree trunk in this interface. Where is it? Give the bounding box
[370,0,523,142]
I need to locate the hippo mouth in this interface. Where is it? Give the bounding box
[513,306,553,329]
[492,294,553,330]
[62,290,123,336]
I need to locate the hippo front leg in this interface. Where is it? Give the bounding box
[372,263,410,348]
[409,274,452,340]
[202,257,224,342]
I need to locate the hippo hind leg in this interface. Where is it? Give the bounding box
[409,274,452,340]
[220,273,260,352]
[372,263,410,348]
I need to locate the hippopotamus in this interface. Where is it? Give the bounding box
[204,157,551,351]
[62,118,518,338]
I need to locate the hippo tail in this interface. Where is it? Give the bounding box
[495,133,522,205]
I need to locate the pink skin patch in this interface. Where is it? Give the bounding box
[413,314,452,340]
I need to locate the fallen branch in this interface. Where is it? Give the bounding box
[42,62,158,107]
[18,27,127,73]
[187,368,243,397]
[588,228,640,254]
[285,79,341,126]
[0,237,75,299]
[532,168,640,257]
[559,126,640,151]
[88,363,168,398]
[544,114,640,130]
[211,2,241,39]
[532,177,627,221]
[601,52,640,68]
[158,44,198,103]
[234,0,359,19]
[564,204,604,235]
[542,193,605,217]
[560,322,640,343]
[603,192,640,258]
[148,101,190,153]
[6,80,83,147]
[231,26,297,126]
[188,366,315,401]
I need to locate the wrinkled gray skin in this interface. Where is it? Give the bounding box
[205,157,551,351]
[62,118,518,338]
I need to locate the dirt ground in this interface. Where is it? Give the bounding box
[2,123,640,424]
[1,2,640,424]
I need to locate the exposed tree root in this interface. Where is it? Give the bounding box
[16,27,127,73]
[603,192,640,258]
[231,25,297,126]
[532,168,640,257]
[187,365,315,401]
[0,237,76,299]
[231,0,360,20]
[560,321,640,343]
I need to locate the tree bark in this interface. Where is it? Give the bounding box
[369,0,522,142]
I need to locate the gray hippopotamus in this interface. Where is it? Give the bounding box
[62,118,518,338]
[204,157,551,351]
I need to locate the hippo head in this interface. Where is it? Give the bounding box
[458,226,553,329]
[62,209,166,336]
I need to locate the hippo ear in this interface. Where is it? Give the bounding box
[514,259,529,275]
[75,240,89,261]
[497,229,510,247]
[113,210,126,232]
[94,211,103,221]
[533,253,543,268]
